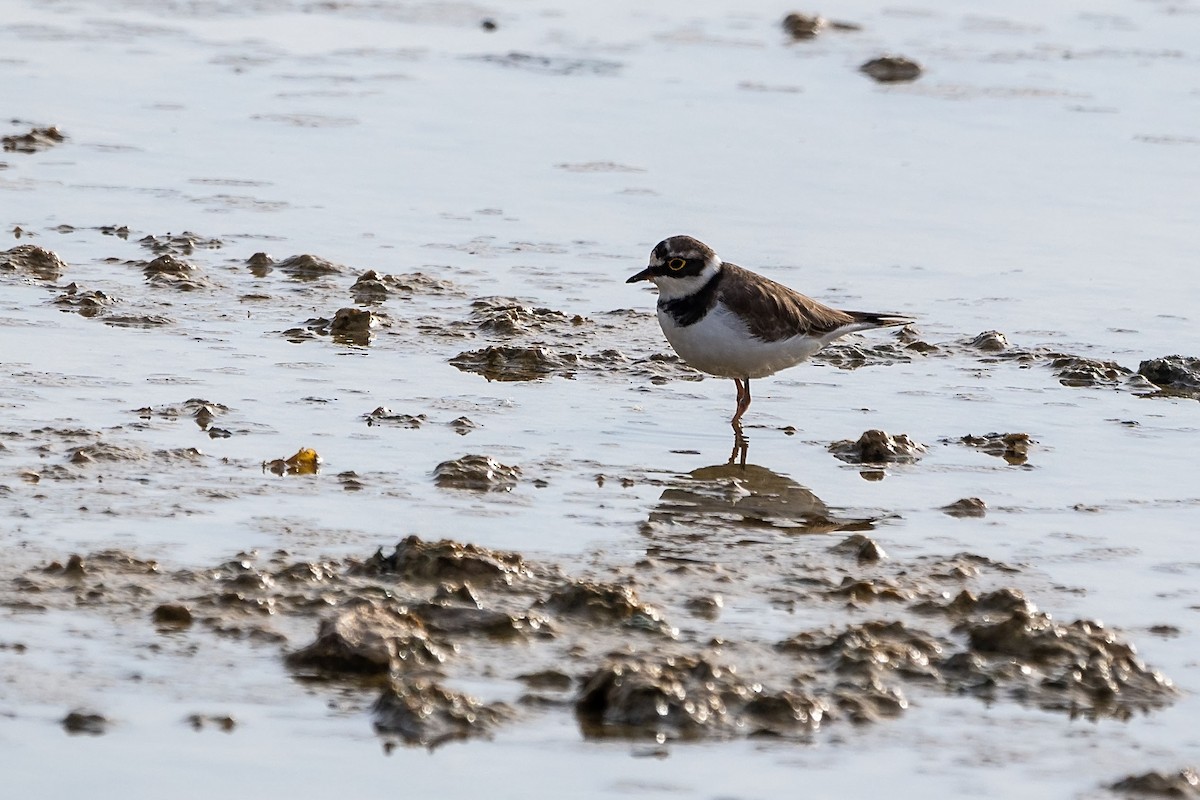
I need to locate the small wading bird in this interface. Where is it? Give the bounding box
[627,235,911,433]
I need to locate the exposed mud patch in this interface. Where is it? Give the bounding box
[433,455,521,492]
[951,432,1034,466]
[3,125,65,153]
[1108,768,1199,797]
[1138,355,1200,399]
[1,244,67,282]
[829,430,926,464]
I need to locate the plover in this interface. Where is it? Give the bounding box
[627,235,911,425]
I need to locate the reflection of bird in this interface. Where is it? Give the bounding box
[627,235,911,425]
[647,462,873,536]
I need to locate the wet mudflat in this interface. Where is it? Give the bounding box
[2,0,1200,798]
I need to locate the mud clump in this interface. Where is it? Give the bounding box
[970,330,1009,352]
[815,340,913,369]
[350,270,461,304]
[943,497,987,518]
[3,125,65,153]
[54,283,117,317]
[433,454,520,491]
[152,603,194,627]
[329,307,376,345]
[577,653,827,739]
[358,535,530,585]
[467,296,587,335]
[373,678,509,747]
[954,432,1033,465]
[134,398,228,431]
[286,599,447,675]
[828,534,888,563]
[1,244,68,282]
[778,620,944,683]
[541,580,674,635]
[142,255,210,291]
[829,430,925,464]
[860,56,922,83]
[1138,355,1200,398]
[946,589,1176,718]
[1051,355,1131,387]
[450,345,579,381]
[364,407,426,428]
[273,254,345,280]
[1108,768,1199,797]
[139,232,222,257]
[62,710,109,735]
[782,12,826,39]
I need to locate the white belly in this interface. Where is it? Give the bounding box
[657,304,826,379]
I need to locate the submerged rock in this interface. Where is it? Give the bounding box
[373,678,509,746]
[0,244,67,282]
[828,534,888,563]
[433,454,520,491]
[1138,355,1200,398]
[829,430,925,464]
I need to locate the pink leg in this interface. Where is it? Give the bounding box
[730,378,752,425]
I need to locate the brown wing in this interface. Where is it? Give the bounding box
[716,263,858,342]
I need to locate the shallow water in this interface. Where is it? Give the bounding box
[3,0,1199,797]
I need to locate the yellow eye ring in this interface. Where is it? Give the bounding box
[667,258,686,271]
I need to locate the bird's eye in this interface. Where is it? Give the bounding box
[667,258,686,271]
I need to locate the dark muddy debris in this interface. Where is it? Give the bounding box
[814,340,915,369]
[860,55,922,83]
[829,430,925,464]
[1109,768,1200,797]
[467,296,588,335]
[186,714,236,732]
[139,232,222,257]
[577,652,827,740]
[53,283,117,317]
[829,534,888,563]
[541,580,674,636]
[0,244,67,282]
[470,51,622,76]
[1138,355,1200,399]
[329,307,376,345]
[134,398,228,430]
[373,677,509,747]
[141,254,210,291]
[970,330,1009,352]
[357,535,532,585]
[1051,354,1131,387]
[3,125,65,153]
[953,432,1033,465]
[287,599,448,676]
[152,603,194,627]
[782,12,826,39]
[364,407,426,428]
[61,710,108,735]
[943,497,988,518]
[265,447,320,476]
[273,253,345,280]
[433,454,520,491]
[448,416,477,435]
[450,345,579,381]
